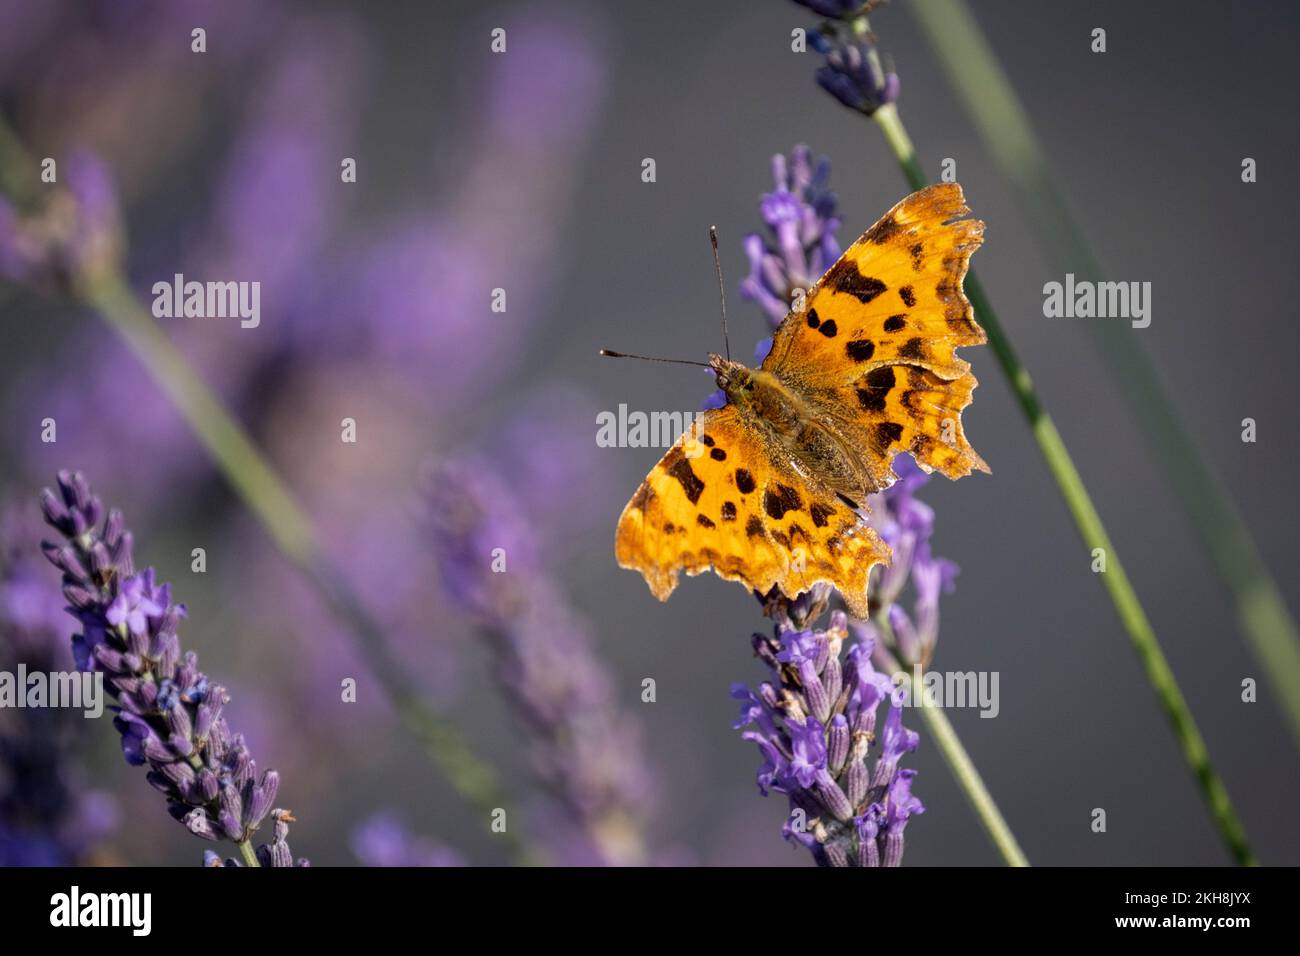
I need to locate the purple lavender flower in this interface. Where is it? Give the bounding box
[860,454,959,667]
[427,458,653,866]
[739,145,842,326]
[38,470,306,866]
[792,0,873,18]
[203,809,309,868]
[810,23,900,116]
[734,605,923,866]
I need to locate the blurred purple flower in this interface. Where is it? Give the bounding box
[0,496,119,866]
[733,607,923,867]
[427,457,654,866]
[739,145,841,326]
[38,470,306,866]
[351,811,465,868]
[0,148,122,288]
[307,11,607,408]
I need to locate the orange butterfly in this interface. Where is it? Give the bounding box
[613,183,988,618]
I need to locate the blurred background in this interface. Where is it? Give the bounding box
[1,0,1297,865]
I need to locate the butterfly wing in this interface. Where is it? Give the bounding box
[615,405,887,617]
[763,183,989,490]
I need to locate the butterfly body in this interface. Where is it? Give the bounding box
[616,184,988,618]
[711,353,871,507]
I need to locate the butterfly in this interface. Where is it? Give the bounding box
[613,183,988,618]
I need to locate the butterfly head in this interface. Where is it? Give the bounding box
[708,353,754,396]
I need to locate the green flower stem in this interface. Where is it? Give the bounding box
[870,97,1255,866]
[237,840,261,868]
[908,0,1300,753]
[873,634,1028,867]
[74,268,525,860]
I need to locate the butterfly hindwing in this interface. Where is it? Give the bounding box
[763,183,989,484]
[614,406,887,617]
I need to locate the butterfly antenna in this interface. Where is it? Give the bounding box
[599,349,710,368]
[709,225,730,362]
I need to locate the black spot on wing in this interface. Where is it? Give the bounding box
[721,501,737,521]
[734,468,756,495]
[865,214,904,245]
[806,308,820,329]
[629,482,654,511]
[809,502,833,527]
[817,319,838,338]
[875,421,904,447]
[745,515,765,538]
[845,339,875,362]
[710,447,727,461]
[663,447,705,504]
[883,315,906,333]
[899,285,916,308]
[898,337,925,360]
[696,514,716,529]
[763,483,803,520]
[855,366,896,413]
[909,243,924,271]
[823,258,887,304]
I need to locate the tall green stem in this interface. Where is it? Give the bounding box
[870,99,1254,866]
[908,0,1300,753]
[74,270,523,859]
[874,632,1028,867]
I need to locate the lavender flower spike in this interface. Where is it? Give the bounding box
[861,454,959,668]
[428,458,654,866]
[809,20,900,117]
[734,598,924,866]
[40,470,307,867]
[739,144,841,329]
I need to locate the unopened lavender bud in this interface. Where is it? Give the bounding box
[815,772,855,822]
[40,489,71,532]
[827,714,850,773]
[244,772,279,829]
[821,840,850,867]
[182,808,220,841]
[63,583,98,610]
[217,784,243,841]
[802,664,831,722]
[823,652,843,705]
[882,830,905,867]
[166,701,193,742]
[88,541,113,579]
[198,769,220,803]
